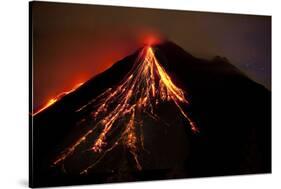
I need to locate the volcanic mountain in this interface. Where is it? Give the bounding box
[30,41,271,187]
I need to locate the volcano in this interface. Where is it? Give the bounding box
[30,41,271,187]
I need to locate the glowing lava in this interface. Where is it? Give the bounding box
[33,82,84,116]
[53,46,198,174]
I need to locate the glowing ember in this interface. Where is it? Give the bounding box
[33,82,84,116]
[53,46,198,173]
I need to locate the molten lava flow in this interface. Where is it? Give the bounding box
[53,46,198,173]
[33,82,84,116]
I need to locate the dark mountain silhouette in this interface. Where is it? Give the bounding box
[30,41,271,187]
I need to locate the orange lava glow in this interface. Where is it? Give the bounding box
[53,46,198,173]
[33,82,84,116]
[139,32,163,47]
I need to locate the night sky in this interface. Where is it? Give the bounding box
[31,2,271,111]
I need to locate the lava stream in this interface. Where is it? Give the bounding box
[53,46,198,173]
[33,82,84,116]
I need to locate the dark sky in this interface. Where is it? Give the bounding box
[31,2,271,110]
